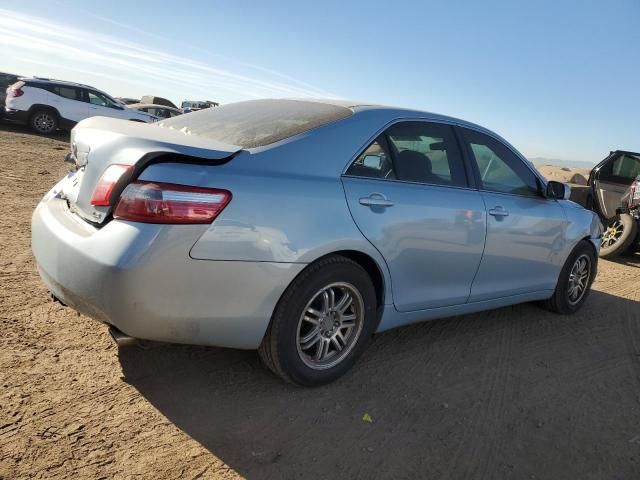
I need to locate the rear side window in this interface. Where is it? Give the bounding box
[386,122,466,186]
[53,86,79,100]
[345,121,467,187]
[158,99,352,148]
[346,136,395,179]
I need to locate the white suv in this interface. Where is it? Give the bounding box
[4,78,155,134]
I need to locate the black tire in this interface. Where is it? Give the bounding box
[29,109,58,135]
[541,240,597,314]
[258,255,377,386]
[600,214,638,259]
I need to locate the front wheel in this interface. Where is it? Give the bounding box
[541,240,597,314]
[259,255,377,386]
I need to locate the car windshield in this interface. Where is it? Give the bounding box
[158,99,352,148]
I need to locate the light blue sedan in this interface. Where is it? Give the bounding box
[31,99,602,385]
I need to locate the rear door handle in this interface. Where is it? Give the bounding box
[359,193,394,208]
[488,206,509,217]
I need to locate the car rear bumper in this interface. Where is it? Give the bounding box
[31,197,305,349]
[3,108,29,124]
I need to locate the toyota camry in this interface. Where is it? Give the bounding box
[32,99,602,386]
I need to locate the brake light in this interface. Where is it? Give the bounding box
[90,164,132,206]
[113,181,231,224]
[7,86,23,97]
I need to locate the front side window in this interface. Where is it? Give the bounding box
[611,154,640,180]
[462,128,540,197]
[345,121,467,187]
[155,108,173,119]
[87,91,118,109]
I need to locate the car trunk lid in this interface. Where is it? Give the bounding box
[61,116,241,225]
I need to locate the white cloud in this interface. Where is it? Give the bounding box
[0,8,336,103]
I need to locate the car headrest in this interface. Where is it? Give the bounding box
[395,150,433,183]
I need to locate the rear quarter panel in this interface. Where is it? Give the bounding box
[6,85,41,111]
[140,161,393,305]
[138,110,398,304]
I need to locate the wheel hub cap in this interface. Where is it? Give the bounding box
[34,113,54,132]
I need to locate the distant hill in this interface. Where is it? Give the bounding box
[529,157,597,169]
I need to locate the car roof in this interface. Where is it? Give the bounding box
[292,97,502,138]
[612,150,640,156]
[24,77,97,90]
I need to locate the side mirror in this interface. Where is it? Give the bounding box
[363,154,383,170]
[546,180,571,200]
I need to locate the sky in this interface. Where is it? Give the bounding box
[0,0,638,164]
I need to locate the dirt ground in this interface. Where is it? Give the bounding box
[1,123,640,480]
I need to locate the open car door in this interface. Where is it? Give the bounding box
[591,150,640,220]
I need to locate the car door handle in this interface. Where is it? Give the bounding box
[488,206,509,217]
[359,193,394,208]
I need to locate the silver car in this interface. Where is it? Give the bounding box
[32,99,602,386]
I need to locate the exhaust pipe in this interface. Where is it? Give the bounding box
[109,326,137,347]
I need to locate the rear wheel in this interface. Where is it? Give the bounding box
[29,109,58,135]
[600,214,638,258]
[259,255,377,386]
[542,240,596,314]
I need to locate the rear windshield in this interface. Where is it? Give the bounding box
[158,99,352,148]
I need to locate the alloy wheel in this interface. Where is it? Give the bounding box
[601,220,624,248]
[567,254,591,305]
[33,113,55,133]
[296,282,364,370]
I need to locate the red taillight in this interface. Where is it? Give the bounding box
[7,87,23,97]
[90,164,132,206]
[113,181,231,224]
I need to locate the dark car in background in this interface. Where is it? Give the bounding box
[127,103,183,120]
[585,150,640,257]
